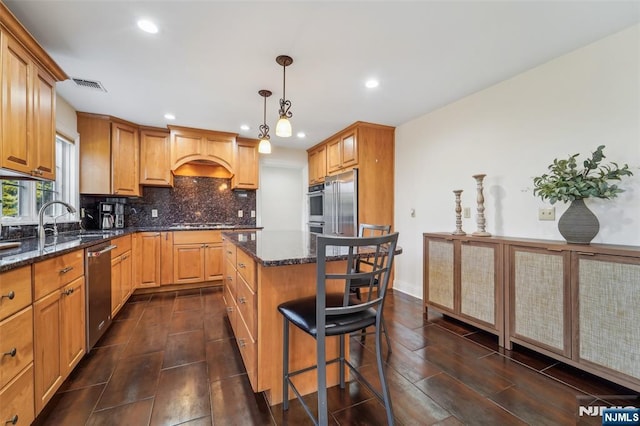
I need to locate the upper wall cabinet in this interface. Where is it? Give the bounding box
[232,137,259,190]
[0,5,67,180]
[169,125,236,173]
[139,127,172,187]
[77,113,140,196]
[307,121,395,228]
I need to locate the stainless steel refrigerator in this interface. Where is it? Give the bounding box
[323,168,358,236]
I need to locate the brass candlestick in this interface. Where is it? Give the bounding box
[472,174,491,237]
[452,189,466,235]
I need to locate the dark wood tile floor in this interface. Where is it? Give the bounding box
[33,287,638,425]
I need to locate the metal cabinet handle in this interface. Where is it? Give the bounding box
[226,306,233,313]
[238,297,246,304]
[238,263,245,268]
[62,288,74,296]
[3,348,17,357]
[60,266,73,274]
[6,414,18,425]
[1,291,15,300]
[226,250,233,255]
[226,276,232,281]
[238,338,246,347]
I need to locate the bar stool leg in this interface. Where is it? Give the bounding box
[376,318,394,425]
[282,317,290,410]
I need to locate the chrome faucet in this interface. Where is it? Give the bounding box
[38,200,77,247]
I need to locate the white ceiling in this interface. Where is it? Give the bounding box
[5,1,640,150]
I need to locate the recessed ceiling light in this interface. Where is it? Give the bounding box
[296,132,306,138]
[365,79,379,89]
[164,113,175,120]
[137,19,158,34]
[240,124,250,131]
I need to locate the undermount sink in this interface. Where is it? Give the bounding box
[0,241,21,250]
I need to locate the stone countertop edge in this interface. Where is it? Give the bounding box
[0,225,261,273]
[222,230,403,268]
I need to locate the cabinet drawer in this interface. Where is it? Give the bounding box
[236,249,256,292]
[0,364,34,426]
[0,307,33,389]
[236,313,257,391]
[224,259,236,300]
[236,275,256,340]
[34,249,84,300]
[223,284,237,335]
[173,230,221,244]
[111,235,132,258]
[0,266,31,321]
[223,239,237,265]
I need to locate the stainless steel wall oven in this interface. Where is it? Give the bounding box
[308,183,324,225]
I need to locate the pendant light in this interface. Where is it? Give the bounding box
[275,55,293,137]
[257,90,272,154]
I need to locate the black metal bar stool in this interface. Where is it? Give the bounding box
[278,232,399,425]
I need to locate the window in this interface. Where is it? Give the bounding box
[1,135,78,224]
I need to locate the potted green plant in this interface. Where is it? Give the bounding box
[533,145,633,244]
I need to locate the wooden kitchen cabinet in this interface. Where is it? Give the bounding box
[78,113,140,196]
[0,33,56,180]
[169,125,236,172]
[0,266,34,424]
[308,144,327,184]
[172,230,223,284]
[136,232,162,288]
[160,232,174,285]
[424,234,503,344]
[307,122,394,228]
[139,127,172,187]
[32,249,86,414]
[110,235,132,317]
[231,137,259,190]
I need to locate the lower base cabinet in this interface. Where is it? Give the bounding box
[0,365,34,426]
[424,232,640,393]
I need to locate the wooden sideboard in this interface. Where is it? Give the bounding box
[423,232,640,393]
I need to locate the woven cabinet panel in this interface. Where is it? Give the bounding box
[514,250,564,350]
[579,259,640,380]
[460,244,495,324]
[427,240,454,309]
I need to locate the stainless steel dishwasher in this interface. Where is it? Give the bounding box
[85,241,116,350]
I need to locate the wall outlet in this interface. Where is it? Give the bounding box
[151,209,158,218]
[538,207,555,221]
[238,210,243,218]
[250,210,256,218]
[80,208,86,219]
[463,207,471,218]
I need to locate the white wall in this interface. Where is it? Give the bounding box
[394,24,640,299]
[257,146,308,231]
[56,95,78,141]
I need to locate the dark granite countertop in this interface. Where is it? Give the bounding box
[223,230,402,267]
[0,225,259,272]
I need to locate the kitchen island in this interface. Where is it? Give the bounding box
[221,230,400,405]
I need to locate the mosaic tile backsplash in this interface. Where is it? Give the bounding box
[80,176,256,229]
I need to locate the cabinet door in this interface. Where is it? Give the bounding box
[232,139,258,189]
[341,131,358,168]
[460,242,500,327]
[139,232,161,288]
[60,277,85,377]
[33,290,62,413]
[120,251,133,304]
[173,244,205,283]
[308,145,327,184]
[204,243,223,281]
[1,33,32,175]
[111,256,122,317]
[576,254,640,382]
[205,135,234,169]
[171,131,202,165]
[424,237,455,312]
[31,65,56,180]
[510,246,570,357]
[326,138,342,174]
[112,122,140,196]
[139,129,172,186]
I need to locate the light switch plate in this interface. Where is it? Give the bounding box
[238,210,243,218]
[151,209,158,218]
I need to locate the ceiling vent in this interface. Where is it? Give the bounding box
[71,78,107,92]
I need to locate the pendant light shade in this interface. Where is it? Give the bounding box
[257,90,272,154]
[275,55,293,137]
